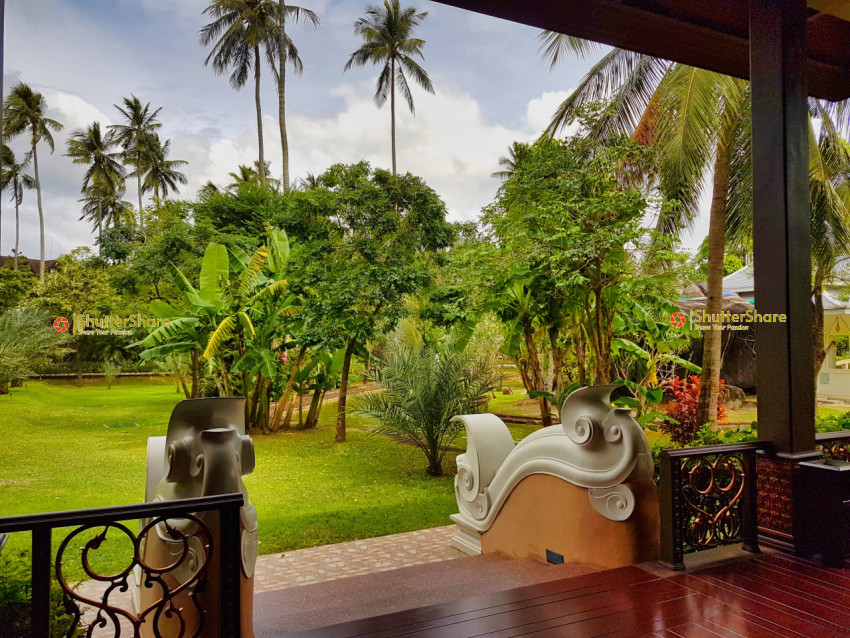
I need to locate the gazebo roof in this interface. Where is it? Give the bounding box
[433,0,850,101]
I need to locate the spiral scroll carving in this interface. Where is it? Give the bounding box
[56,514,212,638]
[564,416,595,446]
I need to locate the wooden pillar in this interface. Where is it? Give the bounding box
[750,0,821,554]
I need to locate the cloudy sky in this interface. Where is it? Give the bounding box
[3,0,709,260]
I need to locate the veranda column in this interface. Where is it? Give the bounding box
[750,0,820,553]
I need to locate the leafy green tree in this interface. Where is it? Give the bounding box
[2,82,64,282]
[277,0,320,191]
[352,341,497,476]
[65,121,126,253]
[108,95,163,225]
[0,267,37,310]
[288,162,453,442]
[344,0,434,175]
[0,145,35,271]
[79,182,135,232]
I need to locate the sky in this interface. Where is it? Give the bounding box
[2,0,710,260]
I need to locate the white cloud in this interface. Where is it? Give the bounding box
[525,89,574,135]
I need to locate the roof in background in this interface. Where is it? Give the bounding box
[433,0,850,101]
[723,266,756,293]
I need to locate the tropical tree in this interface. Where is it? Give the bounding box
[79,183,135,232]
[0,145,35,271]
[0,308,67,394]
[201,0,282,183]
[344,0,434,175]
[352,340,498,476]
[108,95,162,226]
[541,37,748,427]
[2,82,64,282]
[65,122,126,253]
[136,134,188,200]
[277,0,320,191]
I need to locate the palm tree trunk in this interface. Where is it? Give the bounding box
[31,140,45,283]
[270,347,306,432]
[137,151,143,228]
[97,200,102,256]
[13,196,19,271]
[813,277,827,406]
[695,120,734,426]
[391,57,397,176]
[278,0,290,192]
[254,44,266,183]
[335,337,357,442]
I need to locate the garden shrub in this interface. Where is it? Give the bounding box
[0,547,81,638]
[814,411,850,433]
[660,375,726,446]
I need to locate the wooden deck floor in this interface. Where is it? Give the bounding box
[292,552,850,637]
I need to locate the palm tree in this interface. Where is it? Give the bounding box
[79,183,135,232]
[277,1,319,192]
[201,0,283,183]
[136,134,188,200]
[491,142,530,180]
[65,122,125,254]
[0,145,35,271]
[344,0,434,175]
[541,38,748,426]
[2,82,63,282]
[108,95,162,227]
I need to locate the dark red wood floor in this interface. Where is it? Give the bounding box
[292,552,850,637]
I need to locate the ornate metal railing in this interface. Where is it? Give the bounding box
[816,431,850,462]
[659,442,764,570]
[0,493,243,638]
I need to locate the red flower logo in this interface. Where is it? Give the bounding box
[53,316,70,333]
[670,312,686,328]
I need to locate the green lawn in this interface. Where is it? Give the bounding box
[0,379,464,566]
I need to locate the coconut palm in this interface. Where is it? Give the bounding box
[277,0,320,192]
[0,145,36,271]
[108,96,162,227]
[65,122,125,254]
[541,38,748,426]
[344,0,434,175]
[136,134,188,200]
[491,142,530,181]
[2,82,63,282]
[79,183,135,232]
[201,0,283,183]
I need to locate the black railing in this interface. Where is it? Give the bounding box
[816,431,850,462]
[0,493,243,638]
[659,442,763,570]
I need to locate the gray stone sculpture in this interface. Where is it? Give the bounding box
[137,397,258,638]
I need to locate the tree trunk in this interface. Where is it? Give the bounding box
[75,338,83,386]
[304,388,324,429]
[426,458,443,477]
[574,324,588,386]
[278,0,290,192]
[522,317,553,427]
[190,351,201,398]
[335,337,357,442]
[813,281,827,401]
[137,151,144,228]
[13,197,19,271]
[97,199,102,256]
[695,121,734,427]
[390,57,397,176]
[548,324,564,396]
[32,141,45,283]
[254,44,266,183]
[282,390,296,428]
[269,347,306,432]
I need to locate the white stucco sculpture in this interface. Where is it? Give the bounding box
[451,385,656,558]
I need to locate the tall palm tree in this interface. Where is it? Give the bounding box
[277,1,319,192]
[2,82,63,282]
[0,145,35,271]
[542,38,748,426]
[109,95,162,227]
[136,134,188,200]
[344,0,434,175]
[65,122,125,254]
[491,142,530,181]
[79,183,135,231]
[201,0,283,183]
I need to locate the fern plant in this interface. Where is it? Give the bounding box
[351,341,497,476]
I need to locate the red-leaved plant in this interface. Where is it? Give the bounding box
[661,375,726,446]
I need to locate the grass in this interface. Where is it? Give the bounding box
[0,378,462,579]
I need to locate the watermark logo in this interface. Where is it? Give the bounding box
[53,317,69,333]
[669,312,687,328]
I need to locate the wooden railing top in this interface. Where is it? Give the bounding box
[661,441,768,459]
[0,493,244,533]
[816,430,850,442]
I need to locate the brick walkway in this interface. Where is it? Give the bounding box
[78,525,463,635]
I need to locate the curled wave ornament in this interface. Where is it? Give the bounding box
[588,485,635,521]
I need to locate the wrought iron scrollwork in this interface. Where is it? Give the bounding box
[680,453,746,550]
[55,514,212,638]
[816,436,850,462]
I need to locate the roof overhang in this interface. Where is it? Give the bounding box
[432,0,850,101]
